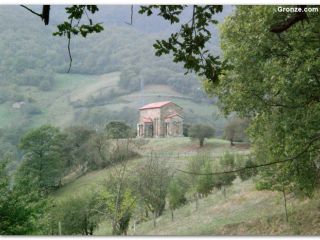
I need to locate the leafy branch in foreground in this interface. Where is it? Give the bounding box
[139,5,226,84]
[52,5,104,72]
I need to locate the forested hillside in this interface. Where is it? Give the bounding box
[0,5,231,170]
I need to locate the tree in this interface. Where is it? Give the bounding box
[63,126,96,170]
[0,158,47,235]
[97,139,137,235]
[105,121,132,139]
[99,186,136,235]
[224,117,249,146]
[18,125,67,193]
[188,124,215,147]
[185,153,213,210]
[168,176,187,221]
[214,152,237,198]
[196,160,215,196]
[136,154,170,227]
[204,6,320,198]
[49,193,102,235]
[183,123,191,137]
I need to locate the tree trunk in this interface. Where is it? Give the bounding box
[223,187,226,199]
[153,211,157,228]
[171,209,174,222]
[58,221,62,235]
[133,219,136,233]
[199,139,204,147]
[282,185,289,222]
[195,194,199,211]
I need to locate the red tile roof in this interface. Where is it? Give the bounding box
[139,101,172,110]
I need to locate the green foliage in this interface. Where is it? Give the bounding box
[18,125,67,193]
[0,158,47,235]
[211,152,237,190]
[237,155,258,181]
[168,176,187,210]
[208,6,320,198]
[100,188,135,235]
[49,193,102,235]
[53,5,103,38]
[186,153,214,197]
[189,124,215,147]
[136,155,170,218]
[196,161,215,196]
[183,123,191,137]
[63,125,97,170]
[224,117,249,145]
[139,5,225,83]
[105,121,132,139]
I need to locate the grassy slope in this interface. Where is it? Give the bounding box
[53,138,238,200]
[50,138,313,235]
[130,180,320,236]
[52,137,320,236]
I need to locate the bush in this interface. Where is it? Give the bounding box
[237,155,258,181]
[105,121,132,139]
[168,176,187,210]
[196,160,215,196]
[49,193,102,235]
[187,153,215,196]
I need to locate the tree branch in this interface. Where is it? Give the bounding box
[125,5,134,25]
[20,5,50,25]
[20,5,42,18]
[67,19,73,73]
[270,5,308,33]
[67,36,72,73]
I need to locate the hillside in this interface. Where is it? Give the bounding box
[0,72,225,129]
[51,137,320,236]
[0,5,229,145]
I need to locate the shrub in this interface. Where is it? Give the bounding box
[238,155,258,181]
[105,121,132,139]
